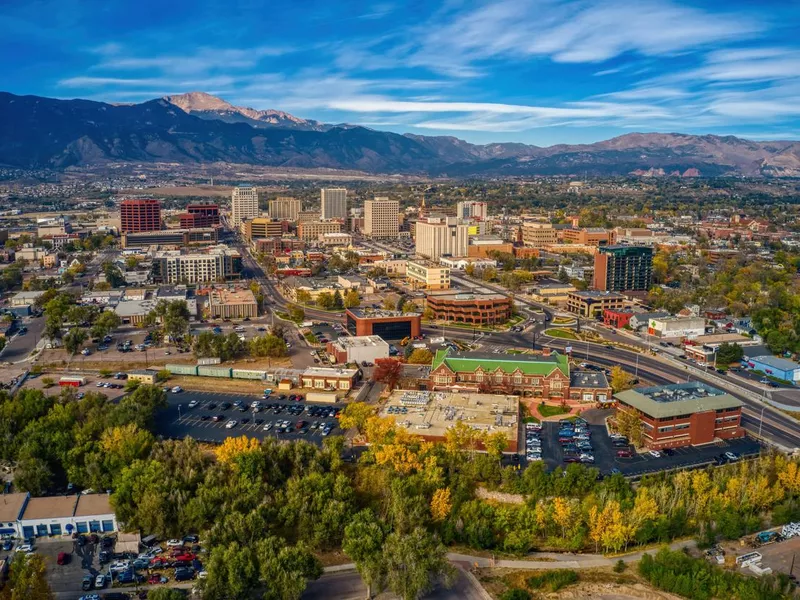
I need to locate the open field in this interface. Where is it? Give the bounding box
[118,185,233,197]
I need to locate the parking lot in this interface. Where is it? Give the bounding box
[528,410,763,477]
[154,390,342,445]
[18,535,107,599]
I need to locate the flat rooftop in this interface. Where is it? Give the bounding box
[74,493,114,517]
[379,390,519,447]
[347,308,421,319]
[302,367,359,377]
[332,335,388,348]
[0,493,28,523]
[570,290,626,299]
[616,382,743,419]
[570,371,610,389]
[21,495,78,521]
[210,288,257,304]
[428,292,509,302]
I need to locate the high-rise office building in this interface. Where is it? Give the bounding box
[231,185,259,227]
[321,188,347,220]
[120,199,161,233]
[364,197,399,239]
[593,245,653,292]
[179,204,220,228]
[268,197,301,221]
[415,215,469,260]
[456,201,488,220]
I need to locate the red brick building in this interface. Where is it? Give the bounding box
[615,382,744,450]
[180,204,220,228]
[603,308,634,329]
[120,199,161,233]
[253,237,306,255]
[345,308,421,340]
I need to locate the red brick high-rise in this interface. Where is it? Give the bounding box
[120,199,162,233]
[179,204,220,228]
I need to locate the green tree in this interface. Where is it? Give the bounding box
[0,552,54,600]
[333,291,345,310]
[289,305,305,322]
[610,366,635,393]
[343,509,387,598]
[344,289,361,308]
[90,310,121,340]
[257,537,323,600]
[317,292,335,310]
[250,335,288,358]
[145,589,187,600]
[102,261,126,288]
[382,528,455,600]
[63,328,88,354]
[295,290,312,305]
[716,342,744,366]
[407,348,433,365]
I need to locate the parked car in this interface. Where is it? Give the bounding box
[2,539,13,551]
[166,539,184,547]
[616,449,633,458]
[94,574,106,589]
[148,574,168,585]
[648,450,662,458]
[82,575,94,591]
[724,451,740,462]
[174,568,195,581]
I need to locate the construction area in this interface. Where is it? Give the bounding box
[379,390,520,452]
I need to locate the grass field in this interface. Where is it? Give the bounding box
[537,403,570,418]
[545,328,579,340]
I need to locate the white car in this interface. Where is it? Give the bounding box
[724,451,740,462]
[225,420,238,429]
[263,422,273,431]
[648,450,662,458]
[171,386,182,393]
[187,400,198,408]
[166,539,183,548]
[16,544,34,553]
[109,561,130,572]
[95,574,106,588]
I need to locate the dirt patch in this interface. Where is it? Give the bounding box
[118,186,233,197]
[476,487,525,505]
[479,567,684,600]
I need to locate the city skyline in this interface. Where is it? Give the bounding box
[1,0,799,146]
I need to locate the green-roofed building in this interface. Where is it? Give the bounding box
[429,348,611,401]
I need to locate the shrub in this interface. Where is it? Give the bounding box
[614,559,627,573]
[526,569,579,592]
[41,377,54,388]
[500,589,531,600]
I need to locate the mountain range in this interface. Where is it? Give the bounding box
[1,91,799,177]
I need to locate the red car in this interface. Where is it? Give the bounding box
[172,553,196,562]
[150,556,170,566]
[616,449,633,458]
[148,574,168,585]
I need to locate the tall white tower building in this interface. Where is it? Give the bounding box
[231,185,259,227]
[364,197,399,239]
[321,188,348,220]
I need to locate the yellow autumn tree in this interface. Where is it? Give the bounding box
[430,488,452,521]
[599,501,628,553]
[339,402,375,434]
[215,436,261,464]
[484,430,510,465]
[588,504,611,552]
[778,461,800,496]
[364,415,397,445]
[552,497,574,539]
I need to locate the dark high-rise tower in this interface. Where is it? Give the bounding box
[593,245,653,292]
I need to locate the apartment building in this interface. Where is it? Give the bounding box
[298,210,321,223]
[415,215,469,260]
[364,197,399,239]
[268,197,301,221]
[321,188,348,220]
[522,223,558,247]
[151,245,242,284]
[407,261,451,290]
[231,185,259,227]
[593,245,653,292]
[207,288,258,319]
[297,220,342,241]
[120,199,161,233]
[121,228,218,248]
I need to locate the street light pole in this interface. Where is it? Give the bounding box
[758,405,765,439]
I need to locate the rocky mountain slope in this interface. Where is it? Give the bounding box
[1,91,798,177]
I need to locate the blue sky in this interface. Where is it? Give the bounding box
[2,0,800,145]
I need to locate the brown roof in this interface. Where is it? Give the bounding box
[74,494,114,517]
[21,496,78,520]
[0,493,28,523]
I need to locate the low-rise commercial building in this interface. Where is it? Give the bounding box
[468,237,513,258]
[615,382,744,449]
[530,280,576,305]
[327,335,390,364]
[426,292,513,325]
[746,355,800,383]
[121,228,218,248]
[379,390,518,452]
[561,227,616,246]
[17,493,118,538]
[603,308,634,329]
[320,232,353,246]
[127,369,159,385]
[566,290,626,318]
[407,261,450,290]
[252,237,305,255]
[207,288,258,319]
[300,367,359,391]
[345,308,422,339]
[647,316,706,339]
